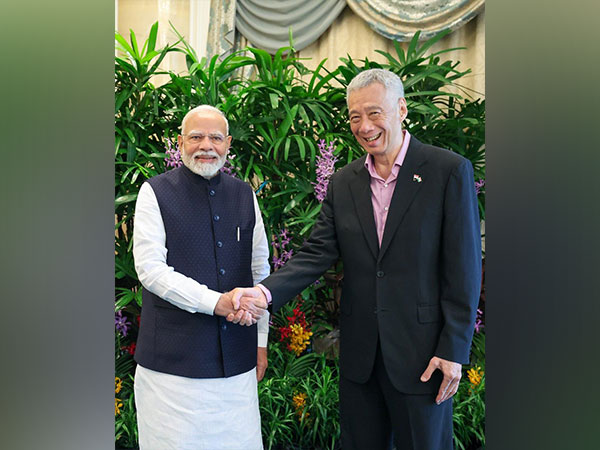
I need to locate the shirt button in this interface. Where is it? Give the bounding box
[213,215,220,221]
[384,183,388,187]
[376,270,385,278]
[216,241,223,248]
[209,189,216,196]
[384,206,389,211]
[219,268,226,275]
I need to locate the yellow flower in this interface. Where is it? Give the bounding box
[467,366,483,388]
[115,377,123,394]
[288,324,313,356]
[292,392,310,421]
[292,392,307,409]
[115,398,124,416]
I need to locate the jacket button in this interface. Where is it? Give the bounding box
[222,323,227,330]
[209,189,216,196]
[219,268,226,275]
[213,215,220,221]
[376,270,384,278]
[216,241,223,248]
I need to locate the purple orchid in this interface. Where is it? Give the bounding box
[164,138,182,169]
[115,310,132,338]
[474,308,484,333]
[220,154,238,177]
[312,139,338,203]
[272,228,294,269]
[475,179,485,195]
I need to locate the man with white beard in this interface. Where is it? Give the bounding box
[131,105,270,449]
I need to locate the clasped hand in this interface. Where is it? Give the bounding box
[214,287,267,326]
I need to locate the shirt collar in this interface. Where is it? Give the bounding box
[364,130,411,181]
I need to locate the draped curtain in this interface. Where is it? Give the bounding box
[345,0,484,41]
[235,0,347,54]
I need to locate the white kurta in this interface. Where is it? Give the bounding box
[132,181,271,450]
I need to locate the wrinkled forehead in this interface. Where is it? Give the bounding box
[182,111,228,135]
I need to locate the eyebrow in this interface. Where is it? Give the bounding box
[186,130,225,136]
[349,106,382,116]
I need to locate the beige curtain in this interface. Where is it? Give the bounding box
[298,6,485,99]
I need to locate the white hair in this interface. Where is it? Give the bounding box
[346,69,404,105]
[181,105,229,135]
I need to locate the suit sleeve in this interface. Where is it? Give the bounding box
[261,175,341,314]
[434,158,482,364]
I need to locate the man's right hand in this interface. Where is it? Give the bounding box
[225,287,268,325]
[214,287,267,326]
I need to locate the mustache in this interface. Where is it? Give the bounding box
[191,150,220,158]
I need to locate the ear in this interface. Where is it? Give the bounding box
[177,134,183,149]
[398,98,408,122]
[226,135,232,152]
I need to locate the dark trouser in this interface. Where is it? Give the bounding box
[339,343,454,450]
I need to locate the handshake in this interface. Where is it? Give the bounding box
[214,287,268,326]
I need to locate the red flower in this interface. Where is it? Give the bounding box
[278,300,312,354]
[123,342,136,355]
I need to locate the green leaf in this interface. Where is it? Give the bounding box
[298,104,310,125]
[294,135,305,160]
[276,103,298,140]
[374,49,402,69]
[124,128,136,144]
[283,137,292,161]
[415,29,452,59]
[115,33,134,56]
[283,191,308,213]
[129,28,140,59]
[272,137,284,159]
[115,193,138,206]
[141,50,160,64]
[407,30,421,58]
[269,93,279,109]
[393,40,406,65]
[147,21,158,53]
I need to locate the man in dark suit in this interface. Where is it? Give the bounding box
[231,69,482,449]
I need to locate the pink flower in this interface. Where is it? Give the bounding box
[312,139,338,202]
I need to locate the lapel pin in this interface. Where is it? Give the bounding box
[413,174,422,183]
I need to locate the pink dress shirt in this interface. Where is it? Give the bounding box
[364,130,411,246]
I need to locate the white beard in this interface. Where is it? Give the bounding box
[181,150,227,178]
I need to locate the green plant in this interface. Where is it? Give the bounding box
[259,343,340,449]
[453,366,485,450]
[115,375,138,448]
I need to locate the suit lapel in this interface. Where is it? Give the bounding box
[349,162,379,260]
[378,138,428,261]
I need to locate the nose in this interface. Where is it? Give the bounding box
[199,137,213,151]
[358,118,375,135]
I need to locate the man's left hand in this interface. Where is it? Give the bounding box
[256,347,268,382]
[420,356,462,405]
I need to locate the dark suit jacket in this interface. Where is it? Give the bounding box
[262,137,482,394]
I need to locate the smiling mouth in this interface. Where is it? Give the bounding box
[194,155,217,162]
[365,132,382,142]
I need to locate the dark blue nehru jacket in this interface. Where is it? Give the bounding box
[134,165,257,378]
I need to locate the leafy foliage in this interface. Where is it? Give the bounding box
[259,344,340,450]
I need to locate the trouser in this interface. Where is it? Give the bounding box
[339,343,454,450]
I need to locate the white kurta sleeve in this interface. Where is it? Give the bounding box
[251,192,271,347]
[132,182,222,315]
